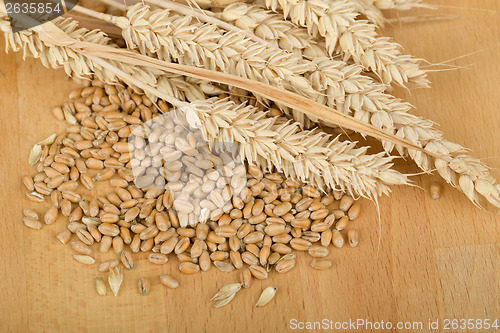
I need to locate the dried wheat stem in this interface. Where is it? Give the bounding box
[0,13,424,149]
[258,0,429,88]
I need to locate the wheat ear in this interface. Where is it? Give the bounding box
[258,0,429,88]
[79,4,318,102]
[186,98,410,199]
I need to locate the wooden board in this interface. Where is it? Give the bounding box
[0,1,499,332]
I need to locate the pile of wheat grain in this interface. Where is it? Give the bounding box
[23,77,362,304]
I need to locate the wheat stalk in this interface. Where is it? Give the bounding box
[257,0,429,88]
[90,44,409,201]
[78,3,398,129]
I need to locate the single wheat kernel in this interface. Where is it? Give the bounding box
[95,277,107,296]
[100,235,112,253]
[430,182,441,199]
[71,240,92,255]
[23,217,42,229]
[26,191,45,203]
[335,216,349,231]
[199,251,211,271]
[179,262,200,274]
[348,203,361,220]
[311,259,332,270]
[160,274,179,289]
[339,195,354,211]
[332,230,344,248]
[275,259,295,273]
[113,236,124,254]
[56,230,71,244]
[259,245,271,266]
[348,229,359,247]
[147,252,168,265]
[308,245,329,258]
[249,265,268,279]
[73,254,95,265]
[120,251,134,269]
[290,238,312,251]
[268,252,281,266]
[138,277,150,295]
[23,176,35,191]
[321,229,333,247]
[214,261,235,272]
[76,229,94,246]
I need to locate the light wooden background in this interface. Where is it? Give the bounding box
[0,1,499,332]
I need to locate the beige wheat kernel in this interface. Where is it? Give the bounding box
[23,217,42,229]
[138,277,150,295]
[311,259,332,270]
[120,251,135,269]
[430,182,441,199]
[95,277,107,296]
[348,229,359,247]
[160,274,179,289]
[73,254,95,265]
[179,262,200,274]
[56,230,72,244]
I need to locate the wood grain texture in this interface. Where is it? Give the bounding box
[0,1,499,332]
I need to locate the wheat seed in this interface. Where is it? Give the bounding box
[160,274,179,289]
[95,277,107,296]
